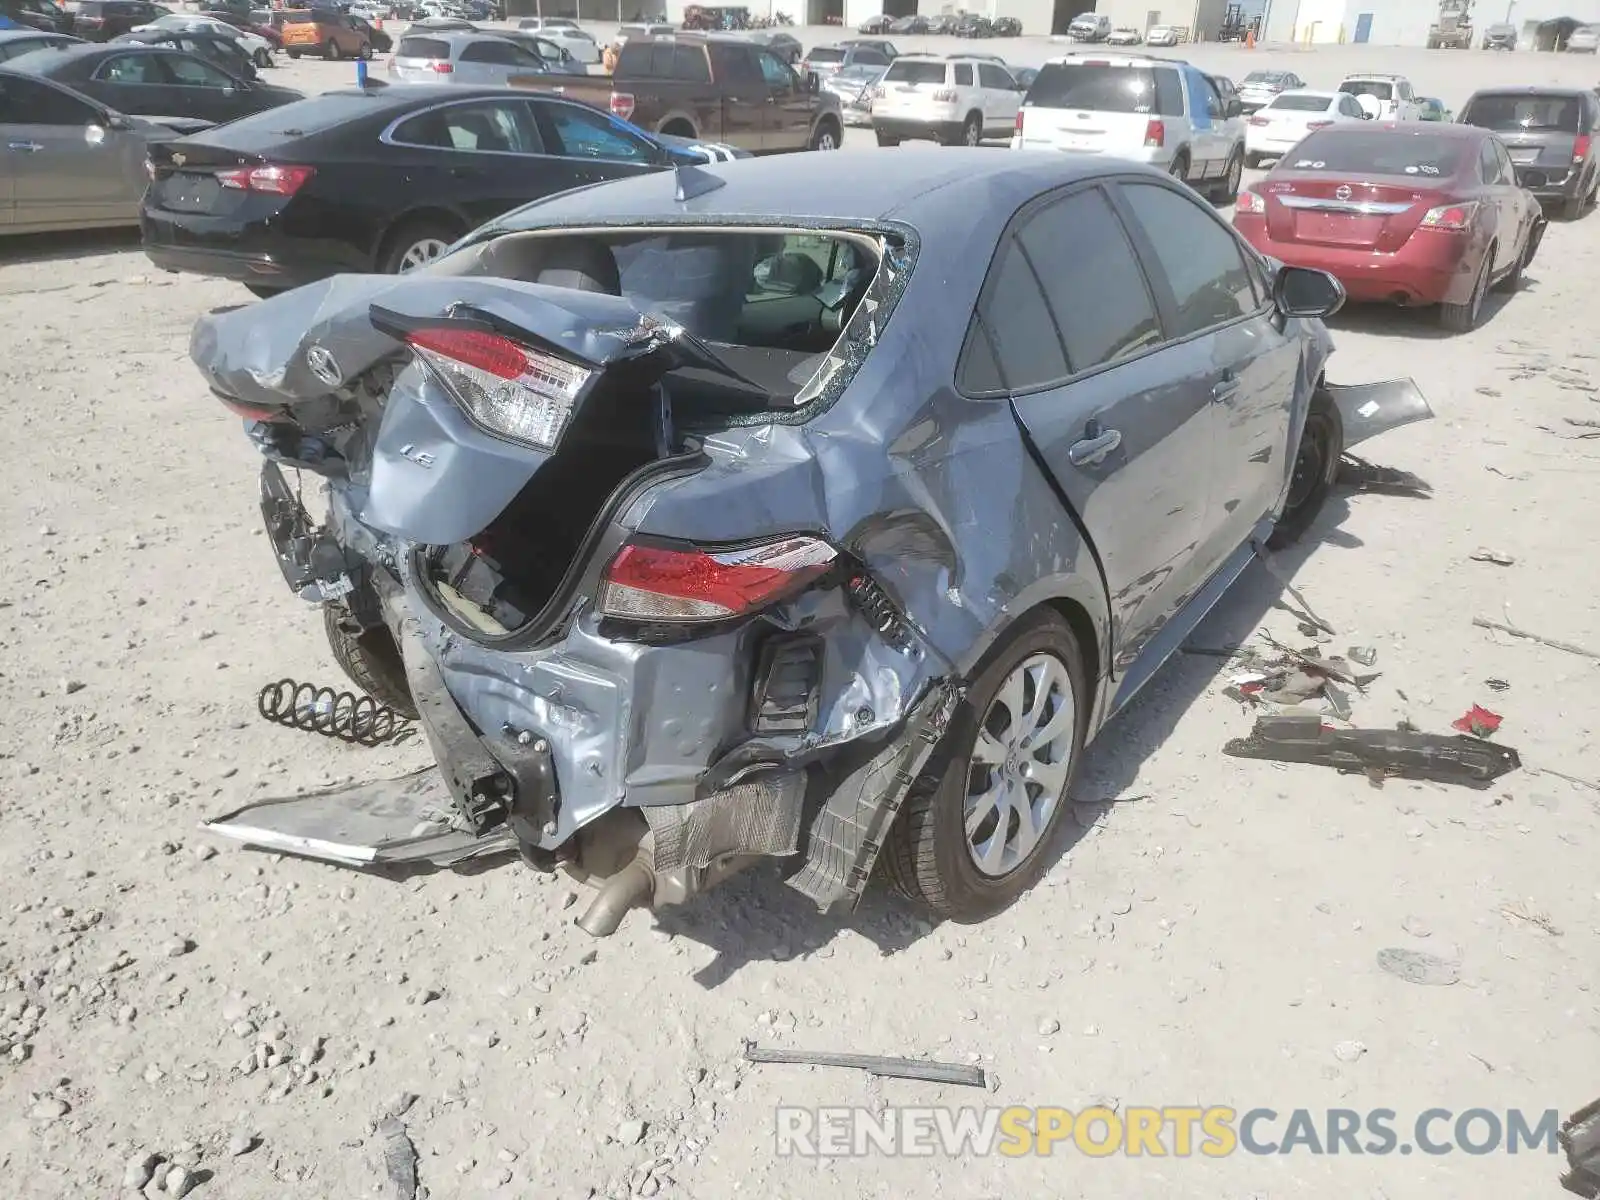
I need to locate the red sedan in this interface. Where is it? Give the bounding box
[1232,122,1546,332]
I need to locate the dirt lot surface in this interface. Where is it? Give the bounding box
[2,32,1598,1200]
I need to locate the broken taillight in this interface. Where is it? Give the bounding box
[1234,190,1265,214]
[597,537,838,623]
[405,327,591,451]
[610,91,636,120]
[1417,200,1478,232]
[1143,118,1165,148]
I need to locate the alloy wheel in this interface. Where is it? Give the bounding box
[398,238,449,272]
[1286,412,1333,512]
[814,130,837,150]
[964,118,981,146]
[963,652,1075,878]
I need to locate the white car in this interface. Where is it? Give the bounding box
[1013,54,1247,200]
[1144,23,1181,46]
[1336,74,1422,121]
[871,54,1023,147]
[1244,89,1368,166]
[348,3,390,21]
[1236,69,1306,112]
[511,18,598,63]
[1106,27,1142,45]
[134,14,273,62]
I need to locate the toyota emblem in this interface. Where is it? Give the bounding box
[1334,184,1353,201]
[305,344,343,388]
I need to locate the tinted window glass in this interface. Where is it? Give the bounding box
[94,52,166,83]
[964,240,1067,391]
[1339,78,1394,101]
[708,41,761,84]
[1338,94,1363,117]
[953,62,972,86]
[1271,93,1333,112]
[978,62,1012,89]
[166,52,232,85]
[0,73,96,123]
[671,43,710,82]
[806,46,845,62]
[1021,188,1161,372]
[756,50,791,87]
[397,36,450,57]
[1120,183,1256,337]
[854,47,887,64]
[392,100,542,153]
[541,101,649,161]
[460,40,516,63]
[1461,92,1582,133]
[883,58,944,85]
[1284,129,1466,176]
[1026,62,1168,114]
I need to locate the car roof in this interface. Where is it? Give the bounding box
[498,147,1157,232]
[1465,85,1591,99]
[1043,52,1189,66]
[0,27,71,40]
[1341,72,1408,80]
[0,41,147,70]
[1312,119,1484,138]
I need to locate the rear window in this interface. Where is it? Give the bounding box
[1243,71,1287,84]
[397,36,450,57]
[1025,62,1182,116]
[1339,79,1394,101]
[617,40,710,81]
[1285,129,1468,177]
[883,58,945,84]
[280,11,319,22]
[1460,92,1582,133]
[1269,93,1331,112]
[807,46,845,62]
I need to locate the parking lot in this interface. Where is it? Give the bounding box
[3,28,1599,1200]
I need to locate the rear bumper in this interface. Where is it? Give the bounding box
[873,115,965,141]
[1235,217,1476,305]
[1246,127,1310,156]
[141,206,356,290]
[1514,164,1586,199]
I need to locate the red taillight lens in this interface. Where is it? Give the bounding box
[216,164,316,196]
[1247,115,1269,126]
[1418,200,1479,231]
[1234,190,1265,215]
[1143,118,1164,148]
[610,91,635,120]
[598,537,838,623]
[1014,108,1023,133]
[1574,133,1591,163]
[427,60,453,72]
[405,327,590,450]
[1306,119,1333,129]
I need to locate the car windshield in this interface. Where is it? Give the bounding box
[806,46,845,62]
[1339,79,1394,100]
[1270,93,1332,111]
[1026,63,1154,112]
[1460,93,1582,133]
[882,58,944,84]
[1285,129,1467,177]
[397,36,449,57]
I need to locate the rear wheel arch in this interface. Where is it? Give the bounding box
[374,207,468,273]
[657,114,698,139]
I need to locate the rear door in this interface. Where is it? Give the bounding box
[1475,135,1516,274]
[756,45,809,150]
[1115,178,1300,562]
[384,95,554,227]
[977,60,1019,133]
[159,50,252,120]
[706,39,764,149]
[960,183,1213,672]
[1181,66,1228,178]
[455,37,532,86]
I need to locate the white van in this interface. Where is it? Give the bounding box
[872,54,1024,146]
[1012,54,1247,201]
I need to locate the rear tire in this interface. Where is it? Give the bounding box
[1245,150,1263,169]
[1169,150,1190,183]
[1439,250,1491,332]
[1210,147,1243,204]
[1495,236,1527,293]
[379,216,461,274]
[254,47,271,67]
[946,112,981,147]
[1267,389,1344,549]
[884,610,1087,922]
[326,38,341,59]
[323,608,418,719]
[357,41,372,60]
[1562,182,1589,220]
[286,46,301,58]
[808,117,840,151]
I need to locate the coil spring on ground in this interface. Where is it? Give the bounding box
[257,678,406,747]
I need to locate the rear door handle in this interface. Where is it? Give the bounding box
[1212,378,1240,403]
[8,141,42,152]
[1067,426,1122,467]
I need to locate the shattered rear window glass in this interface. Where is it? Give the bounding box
[1285,129,1466,176]
[1460,93,1582,133]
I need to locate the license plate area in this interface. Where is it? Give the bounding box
[1294,210,1383,245]
[1509,148,1540,164]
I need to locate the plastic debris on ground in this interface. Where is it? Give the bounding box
[1451,705,1504,738]
[1222,713,1522,789]
[1376,947,1461,987]
[1469,548,1516,566]
[1212,633,1378,723]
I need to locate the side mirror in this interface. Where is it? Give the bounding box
[1274,265,1345,319]
[806,70,818,92]
[1226,99,1243,118]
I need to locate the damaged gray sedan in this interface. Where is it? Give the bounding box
[193,149,1432,935]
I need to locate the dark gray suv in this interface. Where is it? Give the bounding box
[1459,87,1600,218]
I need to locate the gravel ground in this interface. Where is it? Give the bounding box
[1,34,1597,1200]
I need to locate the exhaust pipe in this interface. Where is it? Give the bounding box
[575,858,653,937]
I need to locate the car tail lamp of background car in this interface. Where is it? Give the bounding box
[1305,119,1334,130]
[1575,133,1592,163]
[406,327,591,451]
[610,92,636,121]
[1234,190,1264,214]
[1143,118,1164,148]
[1418,200,1478,232]
[598,537,838,623]
[216,164,316,196]
[1247,114,1269,127]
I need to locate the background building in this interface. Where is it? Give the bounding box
[1260,0,1600,46]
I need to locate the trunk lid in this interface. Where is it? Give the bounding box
[1262,174,1440,251]
[871,58,949,118]
[1016,60,1174,154]
[1460,91,1585,170]
[391,34,453,79]
[145,139,269,216]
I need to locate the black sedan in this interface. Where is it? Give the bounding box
[3,42,300,123]
[113,28,259,81]
[141,85,748,295]
[0,0,73,33]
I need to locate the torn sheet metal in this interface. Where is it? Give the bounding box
[202,767,514,867]
[1323,379,1433,450]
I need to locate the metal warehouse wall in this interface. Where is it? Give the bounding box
[1192,0,1228,39]
[994,0,1062,36]
[1259,0,1301,42]
[1341,0,1436,44]
[1095,0,1200,36]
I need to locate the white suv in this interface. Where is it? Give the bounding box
[1336,74,1422,121]
[1012,55,1248,201]
[872,55,1023,147]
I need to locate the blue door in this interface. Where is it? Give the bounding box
[1354,12,1373,42]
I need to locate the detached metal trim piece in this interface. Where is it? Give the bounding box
[785,680,962,914]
